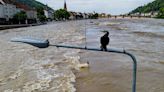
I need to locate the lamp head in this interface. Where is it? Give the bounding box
[11,37,50,48]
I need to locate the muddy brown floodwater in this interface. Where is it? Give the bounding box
[76,18,164,92]
[0,21,85,92]
[0,18,163,92]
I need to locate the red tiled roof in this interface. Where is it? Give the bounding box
[2,0,14,4]
[1,0,36,11]
[14,2,35,11]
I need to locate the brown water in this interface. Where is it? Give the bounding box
[0,21,85,92]
[76,18,164,92]
[0,19,164,92]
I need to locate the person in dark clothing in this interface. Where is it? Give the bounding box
[100,31,110,51]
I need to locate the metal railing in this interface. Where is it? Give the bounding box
[12,38,137,92]
[51,44,137,92]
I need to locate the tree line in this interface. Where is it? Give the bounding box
[13,8,99,24]
[130,0,164,18]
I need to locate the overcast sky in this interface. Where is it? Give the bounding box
[36,0,154,15]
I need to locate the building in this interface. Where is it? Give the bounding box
[64,0,67,11]
[69,11,76,20]
[0,2,6,24]
[0,0,19,24]
[0,0,18,20]
[44,9,54,20]
[44,5,54,20]
[82,13,89,19]
[151,11,158,17]
[3,4,18,20]
[99,13,107,18]
[0,3,4,18]
[26,10,37,19]
[15,2,37,19]
[13,2,38,24]
[0,0,38,24]
[0,0,5,4]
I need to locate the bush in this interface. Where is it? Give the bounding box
[13,11,27,24]
[157,8,164,18]
[54,9,70,20]
[37,7,46,22]
[89,13,99,19]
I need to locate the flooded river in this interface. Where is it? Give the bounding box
[0,21,84,92]
[0,18,164,92]
[76,18,164,92]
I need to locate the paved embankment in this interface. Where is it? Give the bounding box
[0,23,45,30]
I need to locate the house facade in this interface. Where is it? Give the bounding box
[0,0,38,24]
[0,2,18,20]
[44,9,54,20]
[130,11,159,18]
[15,2,37,20]
[26,10,37,19]
[3,4,18,20]
[0,3,4,18]
[0,0,19,24]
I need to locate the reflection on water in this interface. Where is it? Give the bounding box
[76,18,164,92]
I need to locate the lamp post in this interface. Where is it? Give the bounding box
[11,38,137,92]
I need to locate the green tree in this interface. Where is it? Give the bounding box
[157,8,164,18]
[130,0,164,14]
[37,7,46,22]
[13,11,27,24]
[54,9,70,20]
[89,13,99,19]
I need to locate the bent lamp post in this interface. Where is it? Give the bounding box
[11,37,137,92]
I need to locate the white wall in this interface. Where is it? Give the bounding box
[0,4,18,20]
[44,10,54,19]
[44,10,48,18]
[0,0,5,5]
[3,4,18,19]
[0,5,5,18]
[26,10,37,19]
[1,2,38,21]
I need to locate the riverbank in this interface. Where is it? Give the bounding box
[0,23,46,30]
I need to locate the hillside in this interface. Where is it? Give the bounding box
[15,0,53,10]
[130,0,164,13]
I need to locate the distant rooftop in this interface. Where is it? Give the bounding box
[0,0,5,5]
[1,0,14,4]
[15,2,35,11]
[0,0,35,11]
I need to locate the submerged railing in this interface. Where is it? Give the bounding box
[52,45,137,92]
[11,38,137,92]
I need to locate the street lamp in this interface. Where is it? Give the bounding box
[11,37,137,92]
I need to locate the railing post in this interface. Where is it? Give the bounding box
[124,50,137,92]
[54,45,137,92]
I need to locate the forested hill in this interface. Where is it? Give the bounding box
[130,0,164,13]
[15,0,53,10]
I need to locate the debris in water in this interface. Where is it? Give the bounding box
[78,62,89,68]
